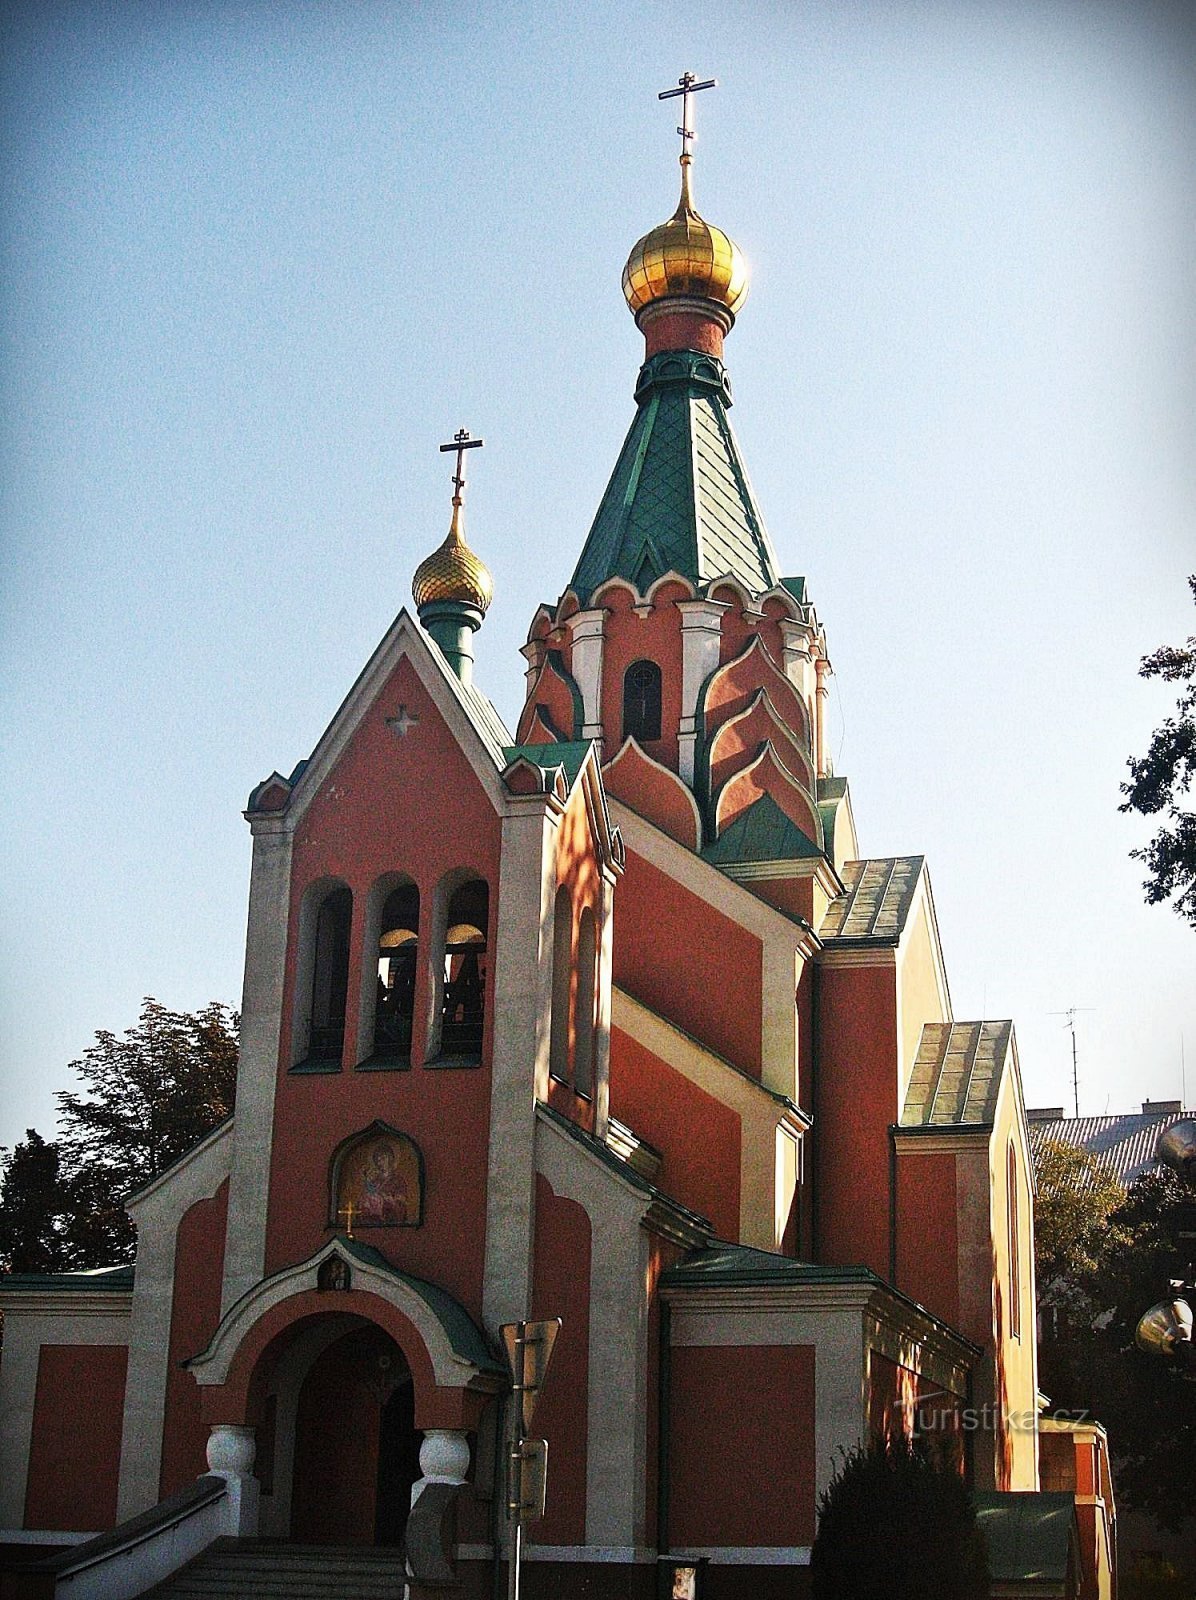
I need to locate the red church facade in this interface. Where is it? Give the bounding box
[0,109,1115,1600]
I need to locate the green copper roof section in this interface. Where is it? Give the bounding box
[701,793,824,866]
[570,351,781,603]
[502,740,593,787]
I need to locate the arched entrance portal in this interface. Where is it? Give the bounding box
[289,1323,422,1545]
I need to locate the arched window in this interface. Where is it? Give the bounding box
[574,905,597,1098]
[374,884,420,1061]
[1007,1142,1022,1340]
[440,879,488,1060]
[623,659,662,743]
[549,886,572,1082]
[308,885,352,1062]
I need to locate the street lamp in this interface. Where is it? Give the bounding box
[1135,1118,1196,1374]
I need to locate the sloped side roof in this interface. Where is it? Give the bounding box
[1028,1110,1190,1186]
[902,1021,1014,1129]
[820,856,925,942]
[569,351,779,602]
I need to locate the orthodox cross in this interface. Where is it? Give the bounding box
[658,71,717,161]
[338,1199,357,1238]
[440,427,483,513]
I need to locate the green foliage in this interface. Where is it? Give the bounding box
[1120,574,1196,927]
[810,1436,988,1600]
[1034,1139,1127,1321]
[0,998,238,1274]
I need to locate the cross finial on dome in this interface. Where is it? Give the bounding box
[439,428,483,538]
[658,71,717,209]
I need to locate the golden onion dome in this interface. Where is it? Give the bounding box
[622,160,749,320]
[412,502,494,616]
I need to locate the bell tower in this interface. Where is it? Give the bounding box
[515,76,849,917]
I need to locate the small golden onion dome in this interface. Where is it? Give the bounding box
[412,506,494,616]
[622,161,749,319]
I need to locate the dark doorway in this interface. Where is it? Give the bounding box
[290,1325,420,1546]
[375,1378,422,1545]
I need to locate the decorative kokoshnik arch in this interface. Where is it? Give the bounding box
[185,1236,505,1432]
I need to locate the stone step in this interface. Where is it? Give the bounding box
[147,1539,411,1599]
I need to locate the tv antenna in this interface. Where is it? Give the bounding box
[1049,1006,1095,1119]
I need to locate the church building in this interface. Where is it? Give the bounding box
[0,81,1115,1600]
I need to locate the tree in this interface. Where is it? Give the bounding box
[0,1131,76,1274]
[1032,1149,1196,1535]
[1120,574,1196,927]
[810,1436,988,1600]
[1033,1139,1126,1333]
[0,998,238,1274]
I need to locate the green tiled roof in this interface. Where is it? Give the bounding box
[821,856,925,943]
[0,1263,134,1292]
[570,351,780,602]
[702,793,823,866]
[901,1021,1014,1129]
[662,1243,887,1289]
[973,1492,1076,1585]
[503,740,594,787]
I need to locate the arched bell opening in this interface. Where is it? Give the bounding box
[372,881,421,1065]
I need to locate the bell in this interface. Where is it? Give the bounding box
[1135,1298,1194,1358]
[1157,1119,1196,1187]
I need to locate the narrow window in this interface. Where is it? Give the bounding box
[1008,1142,1022,1340]
[549,885,572,1082]
[623,659,662,743]
[440,879,488,1059]
[374,885,420,1060]
[574,906,597,1098]
[309,885,352,1062]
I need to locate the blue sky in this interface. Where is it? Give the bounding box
[1,0,1193,1152]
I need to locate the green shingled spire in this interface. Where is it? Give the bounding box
[569,351,780,604]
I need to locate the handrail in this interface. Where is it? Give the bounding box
[45,1478,227,1580]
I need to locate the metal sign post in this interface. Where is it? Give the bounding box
[499,1319,560,1600]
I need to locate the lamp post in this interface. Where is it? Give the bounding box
[1135,1118,1196,1375]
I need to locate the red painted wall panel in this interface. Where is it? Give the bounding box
[530,1173,591,1545]
[25,1345,128,1531]
[609,1027,741,1240]
[614,849,762,1080]
[670,1345,815,1546]
[895,1152,960,1328]
[815,962,898,1277]
[160,1179,229,1496]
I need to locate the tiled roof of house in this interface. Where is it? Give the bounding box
[820,855,925,943]
[901,1021,1014,1129]
[569,351,780,602]
[1028,1105,1192,1186]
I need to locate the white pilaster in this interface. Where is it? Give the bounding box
[482,799,559,1331]
[566,610,607,741]
[777,618,816,703]
[676,600,728,784]
[118,1123,232,1519]
[591,870,617,1142]
[222,816,294,1312]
